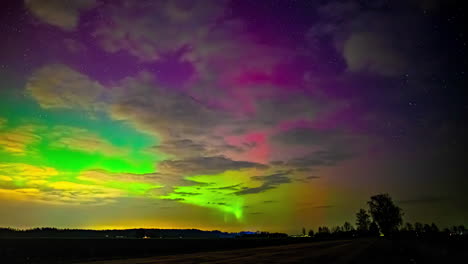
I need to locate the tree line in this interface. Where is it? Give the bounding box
[304,193,466,239]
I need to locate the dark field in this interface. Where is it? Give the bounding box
[78,238,468,264]
[1,238,304,264]
[1,237,467,264]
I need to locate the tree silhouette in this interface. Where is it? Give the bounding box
[369,222,380,236]
[356,208,371,232]
[308,229,314,237]
[343,222,353,232]
[414,222,423,234]
[405,222,414,232]
[367,193,403,236]
[318,226,330,234]
[423,224,432,233]
[332,226,342,234]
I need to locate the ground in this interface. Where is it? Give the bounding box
[78,238,465,264]
[1,237,465,263]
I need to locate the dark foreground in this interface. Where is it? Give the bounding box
[1,237,467,263]
[78,238,468,264]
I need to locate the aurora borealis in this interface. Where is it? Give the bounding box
[0,0,466,233]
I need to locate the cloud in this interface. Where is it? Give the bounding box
[155,139,207,158]
[0,125,42,155]
[79,169,200,197]
[25,0,96,31]
[235,172,292,195]
[92,0,291,116]
[25,0,97,30]
[0,123,130,157]
[208,184,242,191]
[0,164,158,205]
[306,1,433,77]
[48,126,128,156]
[0,163,58,182]
[109,72,225,139]
[38,182,124,205]
[93,0,227,61]
[173,191,201,197]
[78,170,162,185]
[0,163,124,204]
[26,64,105,110]
[272,127,337,146]
[154,138,243,158]
[343,31,408,76]
[286,150,353,168]
[158,156,268,176]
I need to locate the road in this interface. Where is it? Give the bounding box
[77,239,376,264]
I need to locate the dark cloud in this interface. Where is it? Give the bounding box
[207,202,227,206]
[235,172,292,195]
[158,156,268,176]
[173,191,201,196]
[109,72,226,139]
[208,184,242,191]
[79,170,197,186]
[272,127,333,146]
[287,150,353,168]
[306,0,438,77]
[295,175,321,183]
[269,150,354,173]
[155,139,208,158]
[25,0,97,30]
[93,0,228,61]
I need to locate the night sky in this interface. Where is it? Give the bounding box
[0,0,466,233]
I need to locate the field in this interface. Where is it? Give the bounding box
[78,238,467,264]
[1,237,466,263]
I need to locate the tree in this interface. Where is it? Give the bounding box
[414,222,423,234]
[423,224,432,233]
[405,222,414,232]
[369,222,380,236]
[356,209,371,232]
[332,226,342,234]
[367,193,403,236]
[318,226,330,234]
[343,222,353,232]
[302,227,306,236]
[308,229,314,237]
